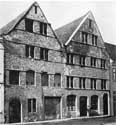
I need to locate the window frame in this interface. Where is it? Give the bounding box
[40,22,47,35]
[26,45,35,59]
[67,95,76,111]
[25,18,33,33]
[80,55,86,66]
[40,48,48,61]
[66,53,74,64]
[41,72,49,86]
[67,76,74,89]
[26,70,35,85]
[28,98,37,113]
[54,73,61,87]
[112,68,116,82]
[9,70,20,85]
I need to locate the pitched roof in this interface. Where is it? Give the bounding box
[0,2,39,35]
[55,12,90,45]
[105,42,116,60]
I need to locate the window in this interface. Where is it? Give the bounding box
[112,68,116,82]
[80,56,86,66]
[91,57,96,67]
[79,77,86,89]
[41,72,48,86]
[9,70,19,85]
[67,76,73,88]
[40,48,48,61]
[89,19,92,28]
[35,6,37,14]
[54,73,61,87]
[66,53,73,64]
[67,95,76,111]
[28,98,36,113]
[82,32,88,44]
[26,70,35,85]
[26,45,34,58]
[92,35,97,46]
[25,18,33,32]
[91,95,98,110]
[40,22,47,35]
[101,79,106,90]
[101,59,106,69]
[91,79,96,89]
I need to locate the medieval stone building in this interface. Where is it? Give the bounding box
[0,2,110,123]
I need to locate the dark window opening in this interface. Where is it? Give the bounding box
[79,77,86,89]
[67,76,73,88]
[25,19,33,32]
[26,45,34,58]
[82,32,88,44]
[91,95,98,110]
[91,57,96,67]
[40,48,48,61]
[35,6,37,14]
[101,80,106,90]
[40,22,47,35]
[26,70,35,85]
[89,19,92,28]
[54,73,61,87]
[67,95,76,111]
[92,35,97,46]
[80,56,86,66]
[28,98,36,113]
[113,68,116,82]
[41,72,48,86]
[9,70,19,85]
[101,59,106,69]
[66,53,73,64]
[91,79,96,89]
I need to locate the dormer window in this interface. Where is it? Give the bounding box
[40,22,47,35]
[25,19,33,32]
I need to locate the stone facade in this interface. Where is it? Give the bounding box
[0,2,111,123]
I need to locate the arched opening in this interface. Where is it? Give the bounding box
[90,95,98,116]
[80,96,87,116]
[9,98,21,123]
[67,95,76,111]
[103,93,108,115]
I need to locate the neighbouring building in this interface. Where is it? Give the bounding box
[105,43,116,116]
[0,1,111,123]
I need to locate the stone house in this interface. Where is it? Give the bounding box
[105,42,116,116]
[0,2,110,123]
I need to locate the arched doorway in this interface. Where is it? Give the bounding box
[80,96,87,116]
[103,93,108,115]
[9,98,21,123]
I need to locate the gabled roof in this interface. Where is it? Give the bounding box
[55,11,92,45]
[105,42,116,61]
[0,1,47,36]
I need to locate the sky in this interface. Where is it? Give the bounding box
[0,0,116,45]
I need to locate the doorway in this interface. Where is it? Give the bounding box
[80,96,87,116]
[103,93,108,115]
[9,99,21,123]
[44,97,61,120]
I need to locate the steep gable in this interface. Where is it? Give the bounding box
[0,2,58,40]
[55,11,105,48]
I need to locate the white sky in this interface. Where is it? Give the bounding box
[0,0,116,44]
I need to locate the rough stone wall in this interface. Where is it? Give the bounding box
[3,3,110,123]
